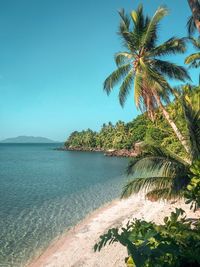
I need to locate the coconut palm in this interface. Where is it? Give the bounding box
[121,87,200,201]
[103,5,191,153]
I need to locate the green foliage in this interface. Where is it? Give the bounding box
[64,100,189,155]
[92,3,200,266]
[94,208,200,267]
[127,115,154,144]
[184,160,200,211]
[121,87,200,201]
[121,143,190,200]
[103,4,189,117]
[64,129,97,149]
[144,126,167,146]
[185,37,200,68]
[64,115,154,150]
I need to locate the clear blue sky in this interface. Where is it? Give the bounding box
[0,0,199,141]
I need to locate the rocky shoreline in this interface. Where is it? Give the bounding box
[56,146,140,157]
[105,148,138,157]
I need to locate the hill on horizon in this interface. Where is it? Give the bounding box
[0,136,59,143]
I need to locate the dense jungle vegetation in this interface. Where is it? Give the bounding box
[65,95,193,158]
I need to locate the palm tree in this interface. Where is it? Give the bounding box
[121,88,200,201]
[187,0,200,33]
[103,5,191,153]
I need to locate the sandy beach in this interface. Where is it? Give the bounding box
[27,195,200,267]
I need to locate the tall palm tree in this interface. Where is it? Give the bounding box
[103,5,191,153]
[121,88,200,201]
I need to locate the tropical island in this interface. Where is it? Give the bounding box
[63,101,188,158]
[28,1,200,267]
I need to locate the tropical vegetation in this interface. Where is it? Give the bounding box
[121,87,200,202]
[103,4,191,153]
[95,208,200,267]
[93,2,200,267]
[65,99,188,157]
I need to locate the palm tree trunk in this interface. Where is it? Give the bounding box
[188,0,200,32]
[153,93,191,154]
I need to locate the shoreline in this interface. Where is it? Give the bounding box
[26,198,120,267]
[56,146,138,157]
[26,195,200,267]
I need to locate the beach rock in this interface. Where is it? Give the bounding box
[104,149,137,157]
[56,142,144,158]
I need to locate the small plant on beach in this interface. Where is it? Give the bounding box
[94,208,200,267]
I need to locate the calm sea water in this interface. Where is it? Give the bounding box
[0,144,128,267]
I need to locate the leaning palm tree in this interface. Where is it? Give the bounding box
[103,5,191,153]
[121,88,200,201]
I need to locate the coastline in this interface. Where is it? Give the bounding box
[56,146,138,157]
[26,195,200,267]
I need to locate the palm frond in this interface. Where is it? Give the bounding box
[185,52,200,65]
[118,8,141,52]
[115,52,133,67]
[119,70,134,107]
[187,15,196,36]
[188,37,200,49]
[118,9,140,52]
[127,156,188,178]
[130,4,148,48]
[146,187,183,201]
[140,144,187,163]
[142,6,168,48]
[103,64,131,94]
[182,95,200,160]
[150,37,186,57]
[121,31,142,53]
[154,82,171,104]
[121,176,173,198]
[134,71,143,109]
[131,4,144,28]
[139,59,170,90]
[118,9,130,33]
[188,60,200,68]
[151,59,191,81]
[126,144,189,177]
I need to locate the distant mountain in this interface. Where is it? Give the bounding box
[0,136,59,143]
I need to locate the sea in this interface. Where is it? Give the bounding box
[0,143,128,267]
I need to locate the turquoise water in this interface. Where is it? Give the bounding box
[0,144,128,267]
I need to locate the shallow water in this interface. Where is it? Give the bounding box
[0,144,128,266]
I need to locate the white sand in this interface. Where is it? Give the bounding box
[27,195,200,267]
